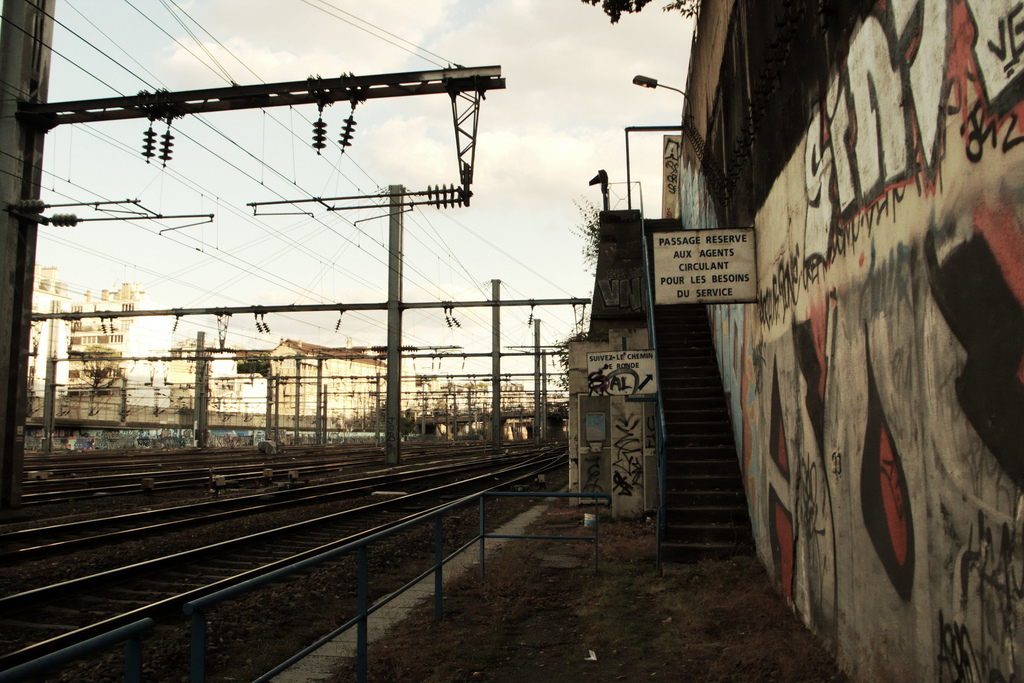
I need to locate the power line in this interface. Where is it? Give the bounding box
[39,3,157,89]
[298,0,453,68]
[0,13,124,95]
[158,0,237,85]
[119,0,232,86]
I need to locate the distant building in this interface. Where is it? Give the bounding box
[68,283,173,356]
[28,266,71,402]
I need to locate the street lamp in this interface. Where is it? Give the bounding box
[622,74,688,214]
[633,75,690,102]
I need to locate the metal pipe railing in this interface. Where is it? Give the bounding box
[0,618,154,683]
[639,214,670,574]
[183,489,611,683]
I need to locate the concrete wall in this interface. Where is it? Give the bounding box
[680,0,1024,680]
[568,331,657,518]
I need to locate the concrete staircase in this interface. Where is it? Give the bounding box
[654,304,753,563]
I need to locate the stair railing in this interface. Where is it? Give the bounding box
[639,213,669,574]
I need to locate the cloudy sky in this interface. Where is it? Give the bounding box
[30,0,694,381]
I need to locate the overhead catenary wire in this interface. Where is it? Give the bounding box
[45,3,511,323]
[31,4,582,377]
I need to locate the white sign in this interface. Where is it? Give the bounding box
[586,349,658,396]
[652,228,757,304]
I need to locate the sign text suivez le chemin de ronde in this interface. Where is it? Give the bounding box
[652,228,757,304]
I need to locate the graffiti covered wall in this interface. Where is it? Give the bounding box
[682,0,1024,679]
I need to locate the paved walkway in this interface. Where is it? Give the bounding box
[271,498,561,682]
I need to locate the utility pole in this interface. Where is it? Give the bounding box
[0,0,54,509]
[374,370,381,445]
[41,313,58,453]
[194,332,208,448]
[293,355,301,445]
[321,390,328,443]
[384,185,404,465]
[490,279,501,453]
[265,372,274,443]
[315,358,323,445]
[274,370,281,444]
[541,350,548,440]
[534,320,542,444]
[119,376,128,423]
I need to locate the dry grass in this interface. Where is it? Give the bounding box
[328,504,848,683]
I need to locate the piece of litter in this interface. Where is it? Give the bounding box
[585,650,598,661]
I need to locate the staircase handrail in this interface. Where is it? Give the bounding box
[639,214,669,574]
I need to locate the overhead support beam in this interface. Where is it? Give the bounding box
[31,297,591,322]
[17,66,505,129]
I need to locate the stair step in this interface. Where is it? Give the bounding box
[666,473,745,491]
[666,489,747,507]
[660,540,755,564]
[657,362,719,373]
[663,396,727,409]
[654,302,751,563]
[660,372,721,384]
[666,434,735,447]
[665,505,750,524]
[665,445,737,459]
[663,522,753,545]
[664,418,732,430]
[664,458,740,476]
[661,387,726,399]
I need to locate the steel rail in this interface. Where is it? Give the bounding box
[0,448,565,670]
[1,451,534,561]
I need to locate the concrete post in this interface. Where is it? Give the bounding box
[384,185,404,465]
[490,279,501,453]
[193,332,208,447]
[265,372,274,443]
[0,0,54,509]
[533,320,541,444]
[293,355,301,445]
[41,315,58,453]
[315,358,323,444]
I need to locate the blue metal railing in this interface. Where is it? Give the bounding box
[0,618,154,683]
[182,489,611,683]
[638,214,669,574]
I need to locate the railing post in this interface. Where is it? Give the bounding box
[190,608,206,683]
[357,545,368,683]
[124,633,143,683]
[478,495,486,579]
[434,514,444,621]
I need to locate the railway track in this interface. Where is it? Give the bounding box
[0,445,567,673]
[18,441,524,504]
[0,450,537,563]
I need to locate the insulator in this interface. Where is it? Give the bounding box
[338,115,356,148]
[159,130,174,164]
[143,126,157,162]
[49,213,79,227]
[312,118,327,153]
[16,198,45,213]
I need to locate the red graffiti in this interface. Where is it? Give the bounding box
[878,425,909,568]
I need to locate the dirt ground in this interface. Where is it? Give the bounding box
[328,500,849,683]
